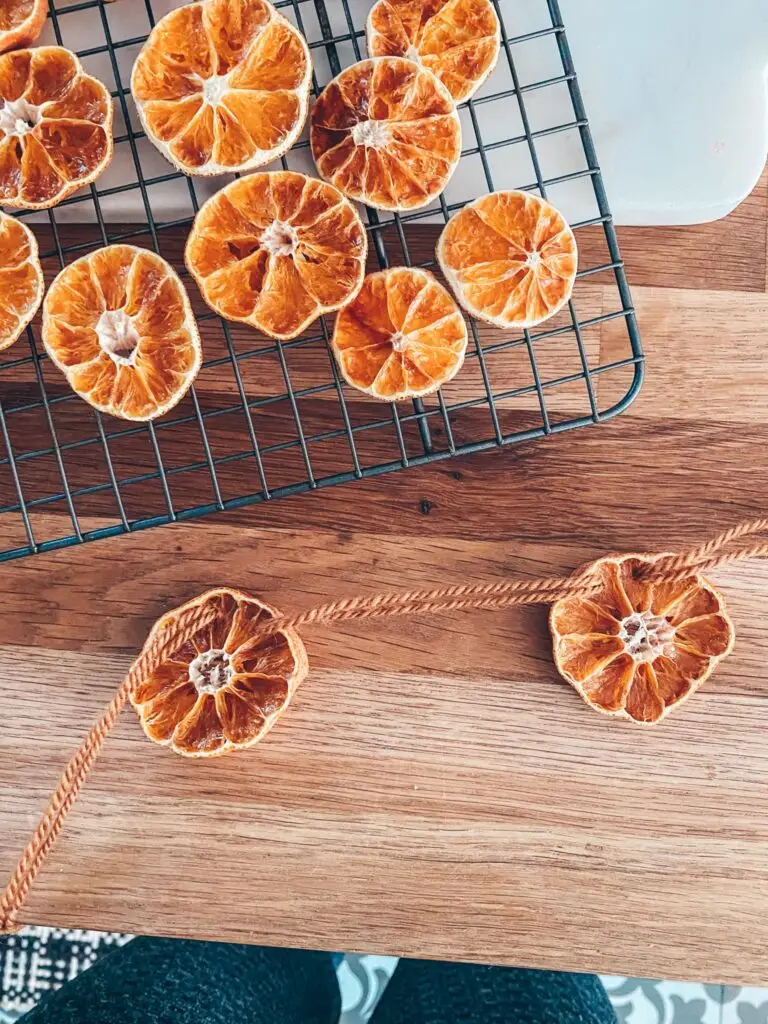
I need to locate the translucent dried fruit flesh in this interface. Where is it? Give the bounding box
[131,587,308,757]
[367,0,499,103]
[131,0,311,175]
[185,169,367,340]
[311,56,461,212]
[550,554,735,724]
[42,245,202,421]
[0,211,42,350]
[0,0,47,54]
[437,189,578,329]
[0,46,112,210]
[332,267,468,400]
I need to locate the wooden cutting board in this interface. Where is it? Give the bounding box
[1,171,767,985]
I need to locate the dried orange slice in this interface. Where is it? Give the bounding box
[185,169,367,341]
[550,554,735,725]
[367,0,500,103]
[0,0,46,54]
[132,588,308,758]
[131,0,311,175]
[332,267,467,400]
[42,245,202,421]
[437,189,578,329]
[0,47,113,210]
[311,56,461,212]
[0,211,42,351]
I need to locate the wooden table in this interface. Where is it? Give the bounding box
[1,172,767,986]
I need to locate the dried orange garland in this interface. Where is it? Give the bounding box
[2,516,768,934]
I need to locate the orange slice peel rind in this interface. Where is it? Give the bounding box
[131,0,312,176]
[437,189,578,329]
[131,587,309,758]
[366,0,500,103]
[42,244,202,422]
[550,553,735,725]
[311,56,462,212]
[185,169,368,341]
[0,211,43,351]
[0,46,113,210]
[332,266,468,401]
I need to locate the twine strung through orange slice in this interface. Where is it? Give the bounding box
[550,553,734,724]
[133,588,308,757]
[2,515,768,933]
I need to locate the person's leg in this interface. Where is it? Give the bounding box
[19,936,340,1024]
[370,958,617,1024]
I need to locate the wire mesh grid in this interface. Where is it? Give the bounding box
[0,0,643,561]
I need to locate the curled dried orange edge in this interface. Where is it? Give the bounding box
[0,0,47,55]
[366,0,500,104]
[437,189,578,330]
[332,266,468,401]
[131,0,312,176]
[42,244,202,422]
[310,56,462,213]
[131,587,309,758]
[550,553,735,725]
[0,46,113,210]
[185,169,368,341]
[0,211,43,351]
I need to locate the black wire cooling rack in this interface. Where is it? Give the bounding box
[0,0,643,561]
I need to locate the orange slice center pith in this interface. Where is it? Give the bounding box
[131,0,311,175]
[332,266,468,401]
[131,588,308,758]
[367,0,500,103]
[550,555,735,724]
[185,169,367,341]
[310,56,462,212]
[42,245,202,422]
[437,189,578,329]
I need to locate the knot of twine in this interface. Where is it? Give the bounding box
[2,515,767,934]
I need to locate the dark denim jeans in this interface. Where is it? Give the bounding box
[20,937,616,1023]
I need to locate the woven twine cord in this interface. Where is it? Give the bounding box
[2,516,768,933]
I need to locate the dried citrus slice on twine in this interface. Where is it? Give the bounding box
[0,211,42,351]
[0,46,113,210]
[437,189,578,329]
[0,0,47,54]
[332,267,467,400]
[131,0,311,175]
[185,169,367,341]
[132,588,308,758]
[550,554,735,724]
[42,244,202,421]
[367,0,500,103]
[311,56,461,212]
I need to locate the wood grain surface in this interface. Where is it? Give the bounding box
[1,170,767,985]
